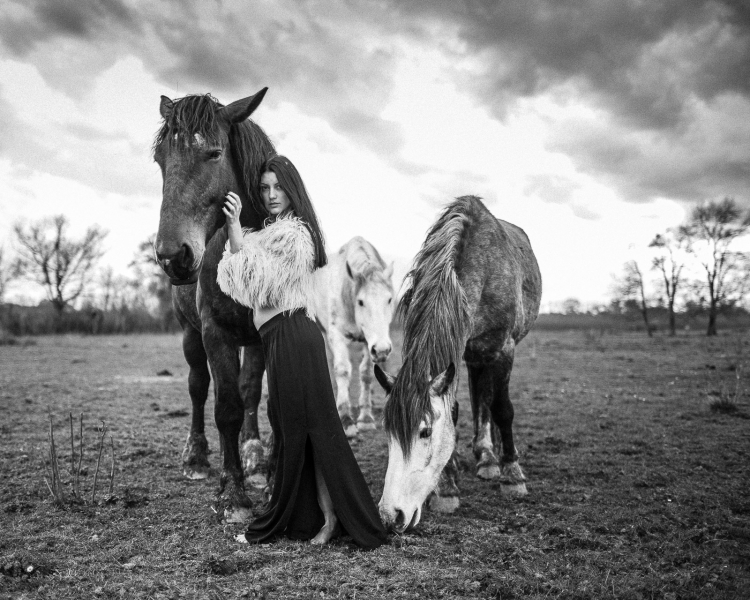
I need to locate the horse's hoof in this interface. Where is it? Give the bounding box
[183,466,210,480]
[356,419,377,431]
[245,473,267,489]
[428,494,460,513]
[340,415,358,439]
[476,464,502,480]
[240,439,266,487]
[500,482,528,497]
[224,505,252,524]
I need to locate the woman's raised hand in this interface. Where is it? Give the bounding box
[223,192,242,226]
[224,192,243,254]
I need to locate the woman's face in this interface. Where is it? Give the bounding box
[260,171,291,217]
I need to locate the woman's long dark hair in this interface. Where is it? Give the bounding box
[258,155,327,269]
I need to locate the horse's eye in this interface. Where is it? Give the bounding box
[208,149,222,160]
[358,299,364,307]
[419,427,432,440]
[387,298,392,304]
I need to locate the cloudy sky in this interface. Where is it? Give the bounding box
[1,0,749,309]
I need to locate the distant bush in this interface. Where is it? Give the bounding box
[535,307,750,333]
[0,302,179,336]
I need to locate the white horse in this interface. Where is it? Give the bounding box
[313,237,395,438]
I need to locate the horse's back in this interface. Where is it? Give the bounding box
[455,197,541,344]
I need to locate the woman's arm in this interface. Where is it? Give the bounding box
[223,192,243,254]
[216,216,316,313]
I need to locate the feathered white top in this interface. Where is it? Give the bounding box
[216,214,317,319]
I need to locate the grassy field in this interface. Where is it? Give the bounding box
[1,328,749,599]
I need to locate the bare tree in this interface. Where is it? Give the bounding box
[98,266,117,312]
[649,229,688,336]
[679,197,750,335]
[720,252,750,310]
[13,215,107,314]
[130,235,174,329]
[0,246,16,303]
[616,260,652,337]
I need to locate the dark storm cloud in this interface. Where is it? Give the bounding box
[2,0,748,207]
[36,0,137,37]
[0,0,139,55]
[0,0,403,156]
[96,2,400,157]
[389,0,750,124]
[384,0,750,205]
[148,2,405,157]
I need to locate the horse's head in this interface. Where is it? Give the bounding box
[374,362,456,533]
[152,89,268,284]
[347,260,395,363]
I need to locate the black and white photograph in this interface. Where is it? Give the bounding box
[1,1,749,598]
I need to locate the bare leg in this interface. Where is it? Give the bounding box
[311,460,339,545]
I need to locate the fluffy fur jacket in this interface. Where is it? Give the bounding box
[216,215,317,319]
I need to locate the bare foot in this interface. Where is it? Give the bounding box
[235,533,248,544]
[310,518,340,545]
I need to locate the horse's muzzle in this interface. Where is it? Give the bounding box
[370,343,392,364]
[157,244,201,284]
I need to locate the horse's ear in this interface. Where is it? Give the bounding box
[383,261,394,280]
[430,363,455,397]
[160,95,174,119]
[346,261,354,279]
[374,364,395,394]
[220,87,269,124]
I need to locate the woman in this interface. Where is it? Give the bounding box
[217,155,386,549]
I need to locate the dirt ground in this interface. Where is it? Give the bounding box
[1,328,749,599]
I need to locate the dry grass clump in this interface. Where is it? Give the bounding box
[708,366,743,415]
[38,413,116,505]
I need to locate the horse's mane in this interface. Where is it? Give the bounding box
[384,196,476,456]
[152,94,276,211]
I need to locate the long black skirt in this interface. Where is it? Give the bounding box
[243,309,387,549]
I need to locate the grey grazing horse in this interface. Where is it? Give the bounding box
[153,89,275,521]
[375,195,541,532]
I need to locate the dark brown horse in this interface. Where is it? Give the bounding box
[153,89,275,521]
[375,195,541,532]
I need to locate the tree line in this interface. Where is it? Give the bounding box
[0,215,175,335]
[612,197,750,336]
[2,198,749,336]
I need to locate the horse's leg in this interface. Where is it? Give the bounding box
[262,371,278,503]
[202,321,252,522]
[356,350,377,431]
[428,400,460,513]
[330,328,357,438]
[181,324,211,480]
[238,343,267,489]
[468,363,503,480]
[489,350,528,497]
